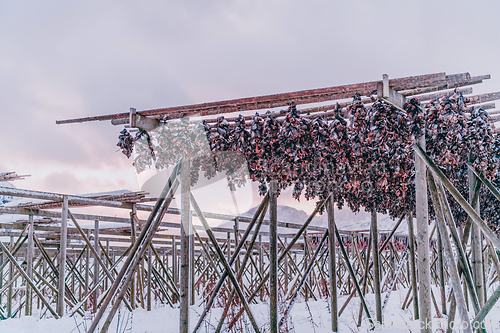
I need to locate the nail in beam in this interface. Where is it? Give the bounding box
[57,195,68,317]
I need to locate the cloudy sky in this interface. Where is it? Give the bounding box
[1,0,499,214]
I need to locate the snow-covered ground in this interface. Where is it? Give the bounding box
[2,286,500,333]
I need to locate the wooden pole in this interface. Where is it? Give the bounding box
[372,210,382,324]
[408,212,419,320]
[7,236,13,318]
[105,240,110,291]
[173,235,178,303]
[280,231,328,327]
[179,157,190,333]
[190,192,261,333]
[414,135,432,332]
[57,195,68,317]
[428,173,472,333]
[130,205,137,309]
[85,229,90,311]
[436,227,447,315]
[259,234,264,301]
[269,179,278,333]
[215,200,268,332]
[334,222,373,326]
[414,144,500,251]
[25,214,34,316]
[190,213,195,306]
[327,197,338,332]
[87,162,180,333]
[147,246,152,311]
[93,219,99,313]
[192,194,269,333]
[469,167,484,307]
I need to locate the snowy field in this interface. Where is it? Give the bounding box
[2,286,500,333]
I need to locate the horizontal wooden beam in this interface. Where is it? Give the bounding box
[59,72,488,125]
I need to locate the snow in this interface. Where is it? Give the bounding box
[3,286,500,332]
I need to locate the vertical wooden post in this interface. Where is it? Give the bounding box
[436,227,447,315]
[93,219,99,314]
[372,210,382,324]
[269,179,278,333]
[57,195,68,317]
[179,157,190,333]
[408,213,419,320]
[25,214,34,316]
[259,234,264,301]
[469,168,484,306]
[284,238,289,294]
[415,124,432,332]
[130,204,137,309]
[227,232,231,262]
[173,235,178,302]
[234,217,240,282]
[105,240,110,291]
[7,236,14,318]
[429,174,472,333]
[327,197,338,332]
[190,218,195,306]
[147,246,152,311]
[85,229,90,311]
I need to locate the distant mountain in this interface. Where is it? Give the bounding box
[238,204,407,234]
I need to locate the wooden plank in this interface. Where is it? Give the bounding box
[57,72,453,124]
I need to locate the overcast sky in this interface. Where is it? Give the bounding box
[1,0,499,214]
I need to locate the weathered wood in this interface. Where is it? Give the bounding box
[334,221,373,327]
[407,213,419,320]
[429,175,480,314]
[87,162,180,333]
[215,198,268,333]
[414,131,432,333]
[57,195,68,317]
[414,144,500,251]
[190,192,261,333]
[436,227,446,315]
[371,211,382,324]
[192,193,269,333]
[25,214,34,316]
[93,219,100,313]
[269,179,278,333]
[469,165,484,307]
[180,157,190,333]
[428,173,472,333]
[327,197,338,332]
[58,72,453,124]
[0,241,59,318]
[147,246,152,311]
[280,231,328,328]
